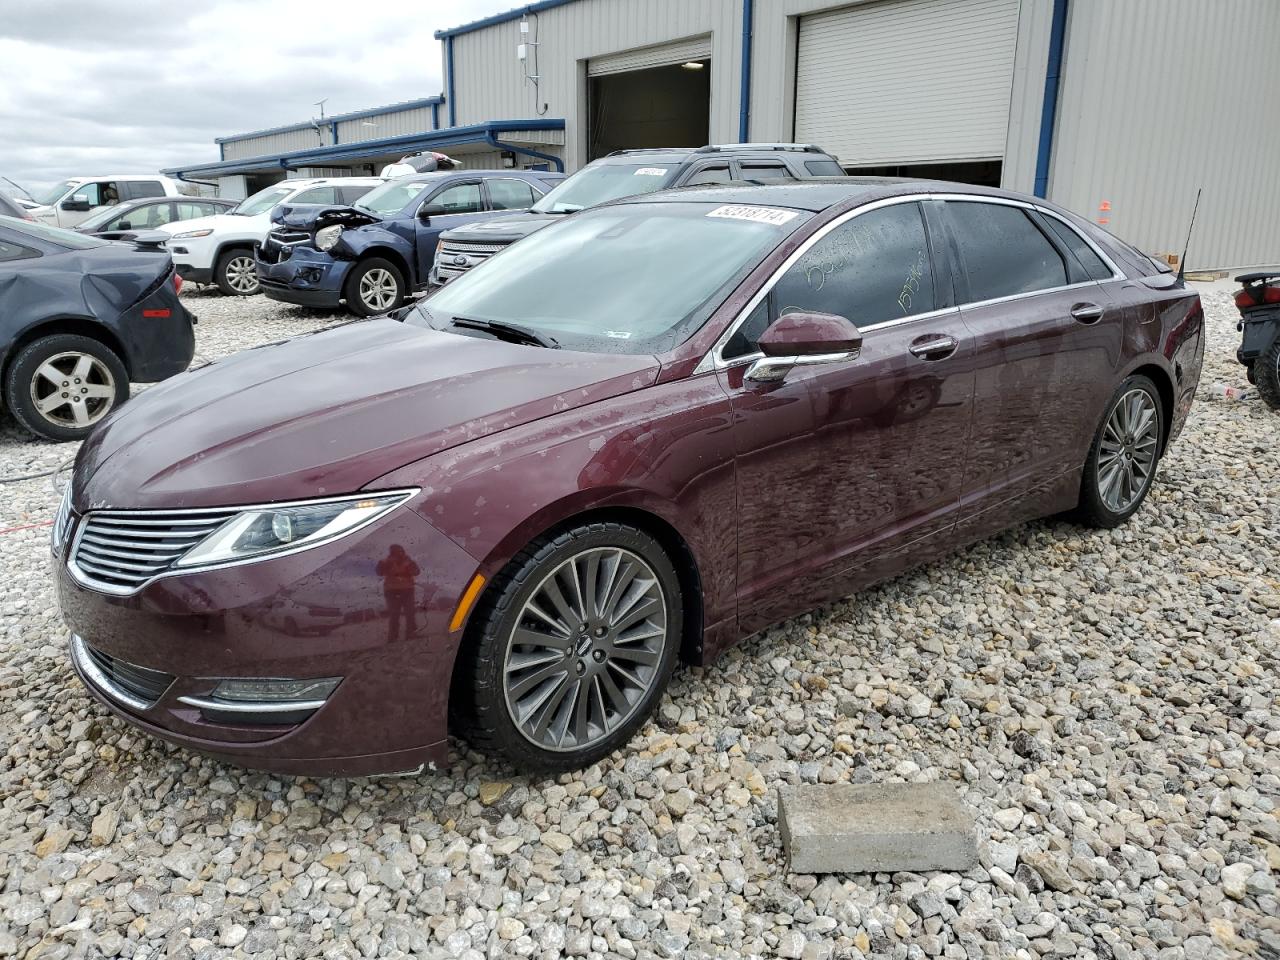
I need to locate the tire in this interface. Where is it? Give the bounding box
[1072,374,1164,528]
[1254,338,1280,411]
[214,247,259,296]
[4,334,129,442]
[452,522,683,773]
[344,257,405,317]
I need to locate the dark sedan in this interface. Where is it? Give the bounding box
[54,180,1202,775]
[1,217,194,441]
[75,196,235,241]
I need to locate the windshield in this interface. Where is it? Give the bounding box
[354,180,431,216]
[531,163,674,214]
[2,217,110,249]
[232,185,294,216]
[77,201,139,231]
[418,201,806,353]
[31,180,77,206]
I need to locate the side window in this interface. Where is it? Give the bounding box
[341,185,376,203]
[125,181,165,200]
[775,202,935,325]
[114,204,171,229]
[426,183,484,215]
[176,202,208,221]
[97,182,122,206]
[946,202,1068,302]
[290,186,338,205]
[1040,213,1113,281]
[739,163,794,181]
[487,179,537,210]
[682,164,732,186]
[69,182,101,206]
[804,159,845,176]
[0,240,39,262]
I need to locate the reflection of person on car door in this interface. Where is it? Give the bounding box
[376,544,420,641]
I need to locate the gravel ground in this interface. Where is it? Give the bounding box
[0,282,1277,960]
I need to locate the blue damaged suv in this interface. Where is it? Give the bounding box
[255,169,562,316]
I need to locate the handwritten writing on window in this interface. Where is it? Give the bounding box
[897,250,927,313]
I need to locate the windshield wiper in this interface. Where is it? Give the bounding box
[450,316,559,349]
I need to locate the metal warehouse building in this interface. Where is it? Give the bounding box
[167,0,1280,270]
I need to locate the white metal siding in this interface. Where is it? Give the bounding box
[1049,0,1280,269]
[793,0,1021,165]
[222,128,329,161]
[335,106,437,145]
[587,35,713,75]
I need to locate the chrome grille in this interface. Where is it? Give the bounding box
[261,229,310,264]
[434,238,511,281]
[70,508,239,592]
[85,644,174,706]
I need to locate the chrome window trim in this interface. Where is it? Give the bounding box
[66,488,418,598]
[71,634,156,713]
[695,192,1128,375]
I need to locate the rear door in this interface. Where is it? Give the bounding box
[941,197,1123,533]
[484,178,540,212]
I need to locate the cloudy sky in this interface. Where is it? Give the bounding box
[0,0,519,196]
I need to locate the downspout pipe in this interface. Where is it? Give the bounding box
[1033,0,1069,198]
[330,120,339,145]
[484,133,565,172]
[447,36,457,127]
[738,0,754,142]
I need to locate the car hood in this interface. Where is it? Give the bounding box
[443,212,563,244]
[73,317,660,511]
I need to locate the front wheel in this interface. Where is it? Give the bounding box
[214,248,260,296]
[1254,339,1280,410]
[1072,374,1164,528]
[453,522,683,772]
[344,257,405,317]
[4,334,129,442]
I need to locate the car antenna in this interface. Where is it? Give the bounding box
[1176,187,1202,283]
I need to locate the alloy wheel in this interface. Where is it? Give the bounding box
[225,256,258,294]
[502,547,669,752]
[359,268,398,311]
[29,352,117,429]
[1096,387,1159,513]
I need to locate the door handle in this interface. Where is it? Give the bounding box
[1070,302,1104,324]
[908,334,958,361]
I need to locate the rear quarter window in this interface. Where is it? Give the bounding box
[804,159,846,176]
[125,181,166,200]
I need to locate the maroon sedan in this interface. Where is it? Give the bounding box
[53,180,1203,775]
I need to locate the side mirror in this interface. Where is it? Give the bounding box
[417,204,440,221]
[116,220,131,230]
[747,311,862,383]
[62,196,91,212]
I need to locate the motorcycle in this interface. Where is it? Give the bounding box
[1233,272,1280,410]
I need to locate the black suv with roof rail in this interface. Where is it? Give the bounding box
[429,143,844,286]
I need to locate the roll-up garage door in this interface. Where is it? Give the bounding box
[794,0,1020,165]
[588,35,712,77]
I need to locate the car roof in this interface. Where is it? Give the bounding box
[67,175,173,182]
[391,169,551,184]
[620,177,1051,213]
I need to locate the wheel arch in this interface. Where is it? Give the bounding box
[2,316,130,384]
[352,247,412,288]
[1125,361,1175,454]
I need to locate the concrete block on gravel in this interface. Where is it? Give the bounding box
[779,782,978,874]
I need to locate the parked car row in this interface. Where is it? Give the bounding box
[48,166,1204,775]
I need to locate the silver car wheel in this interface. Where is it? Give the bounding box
[224,255,259,294]
[29,352,117,429]
[1096,387,1159,513]
[503,547,668,752]
[359,268,399,311]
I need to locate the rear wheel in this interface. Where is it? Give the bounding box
[452,522,683,772]
[1072,374,1163,528]
[344,257,405,317]
[4,334,128,441]
[214,247,259,296]
[1255,339,1280,410]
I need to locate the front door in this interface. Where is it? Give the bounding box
[717,199,974,632]
[413,180,487,283]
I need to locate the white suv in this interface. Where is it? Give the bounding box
[157,177,384,296]
[27,175,185,228]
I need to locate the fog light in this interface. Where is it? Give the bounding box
[211,677,340,702]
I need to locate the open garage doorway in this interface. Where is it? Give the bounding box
[587,43,711,160]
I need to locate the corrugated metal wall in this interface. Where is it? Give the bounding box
[449,0,741,167]
[222,127,328,161]
[1049,0,1280,269]
[336,106,437,145]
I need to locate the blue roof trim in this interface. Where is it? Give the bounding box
[216,96,446,145]
[435,0,580,39]
[163,119,565,178]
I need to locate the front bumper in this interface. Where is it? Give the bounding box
[55,504,479,776]
[255,244,350,308]
[175,264,213,285]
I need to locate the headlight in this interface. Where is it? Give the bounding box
[51,485,73,554]
[170,229,212,239]
[315,225,343,251]
[174,490,415,569]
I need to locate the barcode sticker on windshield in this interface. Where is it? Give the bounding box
[634,167,668,176]
[707,204,799,226]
